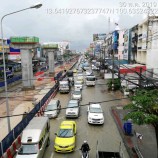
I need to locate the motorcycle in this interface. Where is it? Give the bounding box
[80,149,90,158]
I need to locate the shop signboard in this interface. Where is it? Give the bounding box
[93,33,106,41]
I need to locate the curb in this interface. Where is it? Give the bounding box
[111,108,139,158]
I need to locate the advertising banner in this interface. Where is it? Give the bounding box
[93,34,106,41]
[112,31,119,50]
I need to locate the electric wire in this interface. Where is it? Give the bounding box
[0,97,129,119]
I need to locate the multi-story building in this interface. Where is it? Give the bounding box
[118,30,125,60]
[0,38,9,61]
[105,30,124,60]
[131,25,138,63]
[137,20,148,64]
[146,16,158,77]
[123,29,131,63]
[104,33,112,58]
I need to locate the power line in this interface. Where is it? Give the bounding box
[119,64,158,88]
[0,97,129,119]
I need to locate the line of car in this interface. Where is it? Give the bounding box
[15,58,105,157]
[43,68,105,153]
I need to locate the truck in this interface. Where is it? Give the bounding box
[85,74,96,86]
[66,70,74,85]
[59,78,71,93]
[96,141,121,158]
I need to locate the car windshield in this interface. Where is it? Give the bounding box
[90,107,102,113]
[67,103,78,108]
[58,129,73,137]
[75,82,82,85]
[46,103,57,110]
[77,73,83,76]
[60,83,68,87]
[18,144,38,155]
[73,91,81,95]
[67,71,73,77]
[86,77,95,81]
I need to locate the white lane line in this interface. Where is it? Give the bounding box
[50,152,54,158]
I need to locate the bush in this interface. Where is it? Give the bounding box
[107,78,121,91]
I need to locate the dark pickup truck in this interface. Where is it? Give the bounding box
[96,141,121,158]
[97,151,121,158]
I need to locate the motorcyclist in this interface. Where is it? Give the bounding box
[80,140,90,152]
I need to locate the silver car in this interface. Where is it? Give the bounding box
[71,89,82,100]
[44,99,61,118]
[66,100,80,118]
[74,80,83,90]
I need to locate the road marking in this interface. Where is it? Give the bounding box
[50,152,54,158]
[56,116,65,120]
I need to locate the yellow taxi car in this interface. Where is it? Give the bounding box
[73,68,77,73]
[54,121,77,152]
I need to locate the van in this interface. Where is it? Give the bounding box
[15,117,50,158]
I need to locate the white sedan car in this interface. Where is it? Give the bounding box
[74,80,83,90]
[87,104,104,125]
[71,89,82,100]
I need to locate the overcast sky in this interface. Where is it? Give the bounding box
[0,0,155,51]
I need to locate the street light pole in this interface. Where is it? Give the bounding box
[0,3,42,133]
[112,50,114,91]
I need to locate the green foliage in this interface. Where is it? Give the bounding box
[123,89,158,125]
[107,78,121,91]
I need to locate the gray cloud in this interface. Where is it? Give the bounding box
[0,0,151,51]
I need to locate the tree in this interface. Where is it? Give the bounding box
[123,89,158,150]
[107,78,121,91]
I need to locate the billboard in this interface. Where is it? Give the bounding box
[90,43,94,48]
[93,34,106,41]
[112,31,119,50]
[8,47,21,61]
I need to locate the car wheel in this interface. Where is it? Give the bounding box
[46,137,50,147]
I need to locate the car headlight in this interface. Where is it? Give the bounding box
[88,117,92,120]
[53,112,57,115]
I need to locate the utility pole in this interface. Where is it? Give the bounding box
[118,55,120,79]
[139,67,143,88]
[112,50,115,91]
[104,46,105,73]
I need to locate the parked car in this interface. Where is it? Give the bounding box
[74,80,83,90]
[87,104,104,125]
[66,100,80,118]
[71,89,82,101]
[54,121,77,152]
[44,99,61,118]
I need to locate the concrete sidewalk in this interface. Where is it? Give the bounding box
[112,105,157,158]
[0,61,75,141]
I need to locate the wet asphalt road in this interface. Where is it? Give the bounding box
[43,71,129,158]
